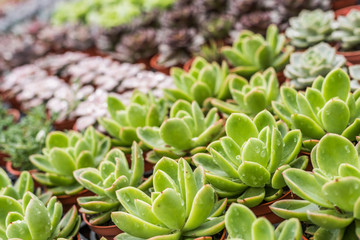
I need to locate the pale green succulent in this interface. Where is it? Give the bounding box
[211,67,279,116]
[222,24,294,79]
[0,192,80,240]
[112,158,227,240]
[270,134,360,239]
[331,9,360,50]
[286,9,334,48]
[74,142,151,225]
[284,43,347,89]
[273,68,360,149]
[226,203,303,240]
[137,100,224,163]
[193,110,307,206]
[98,90,168,152]
[164,57,231,107]
[30,127,111,195]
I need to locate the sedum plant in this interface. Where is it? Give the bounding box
[284,42,347,89]
[270,134,360,239]
[0,192,80,240]
[222,24,294,78]
[211,67,279,116]
[286,9,334,48]
[74,142,151,225]
[273,68,360,145]
[99,91,168,152]
[137,100,224,162]
[193,110,306,206]
[30,127,111,195]
[164,57,231,106]
[226,203,303,240]
[112,157,227,239]
[331,9,360,51]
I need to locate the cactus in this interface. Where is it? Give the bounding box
[30,127,111,195]
[111,158,227,239]
[193,110,306,206]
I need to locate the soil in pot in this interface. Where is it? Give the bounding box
[55,189,94,212]
[82,213,122,240]
[53,118,77,131]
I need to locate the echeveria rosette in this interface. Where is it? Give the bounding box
[30,127,111,195]
[211,67,279,116]
[226,203,303,240]
[137,100,225,163]
[0,192,80,240]
[74,142,152,225]
[164,57,231,107]
[273,68,360,149]
[286,9,334,49]
[112,158,227,239]
[284,42,347,89]
[99,91,168,153]
[270,134,360,239]
[222,24,294,79]
[331,9,360,51]
[193,110,306,206]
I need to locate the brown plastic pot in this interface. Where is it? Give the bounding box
[150,54,171,75]
[332,1,358,11]
[183,57,195,72]
[337,49,360,64]
[6,161,37,177]
[56,189,94,212]
[250,190,295,224]
[82,213,122,240]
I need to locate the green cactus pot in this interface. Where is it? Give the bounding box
[82,213,122,240]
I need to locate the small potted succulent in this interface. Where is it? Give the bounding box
[74,142,151,240]
[332,9,360,64]
[193,110,307,223]
[222,24,294,83]
[270,134,360,239]
[273,68,360,152]
[138,100,224,163]
[98,90,168,153]
[284,42,347,89]
[211,67,279,116]
[164,56,231,107]
[0,191,80,239]
[226,203,303,240]
[30,127,111,210]
[111,157,227,239]
[285,9,334,49]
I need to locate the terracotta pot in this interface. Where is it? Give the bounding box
[7,108,20,122]
[150,54,171,75]
[6,161,37,177]
[277,71,286,85]
[53,119,77,131]
[136,58,152,70]
[250,191,295,224]
[183,57,195,72]
[82,213,122,240]
[56,189,94,212]
[302,236,308,240]
[338,49,360,64]
[332,1,358,11]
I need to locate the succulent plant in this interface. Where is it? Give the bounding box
[193,110,306,205]
[112,157,227,239]
[226,203,303,240]
[211,67,279,116]
[270,134,360,239]
[157,28,204,68]
[273,68,360,145]
[284,42,347,89]
[99,91,168,152]
[196,40,224,64]
[0,192,80,240]
[194,0,228,15]
[331,9,360,51]
[164,56,230,106]
[138,100,224,162]
[285,9,334,48]
[0,169,33,199]
[159,6,199,29]
[114,28,158,63]
[222,24,294,78]
[74,142,151,225]
[30,127,111,195]
[200,14,233,41]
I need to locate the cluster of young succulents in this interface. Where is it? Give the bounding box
[193,110,305,205]
[284,43,347,89]
[274,69,360,145]
[222,24,294,78]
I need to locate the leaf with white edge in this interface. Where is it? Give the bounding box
[252,218,275,240]
[226,113,258,147]
[270,200,319,221]
[322,68,350,102]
